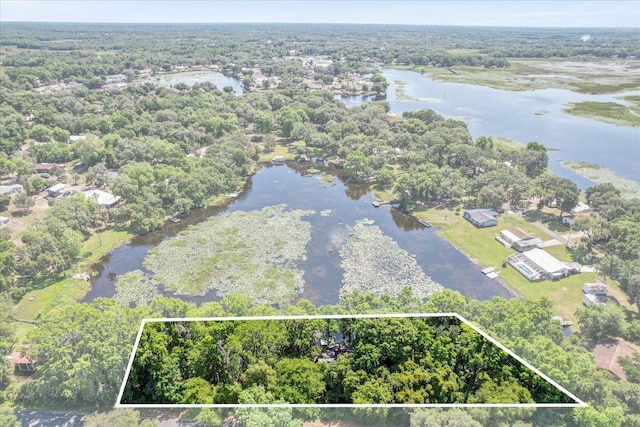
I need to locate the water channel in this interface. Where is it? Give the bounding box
[83,162,514,306]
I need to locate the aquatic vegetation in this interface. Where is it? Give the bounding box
[142,205,314,304]
[562,161,640,199]
[339,219,443,299]
[114,270,162,307]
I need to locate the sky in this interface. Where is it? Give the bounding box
[1,1,639,27]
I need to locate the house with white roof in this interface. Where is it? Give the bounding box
[508,248,578,281]
[84,189,121,208]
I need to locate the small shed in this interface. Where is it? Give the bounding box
[463,209,499,228]
[0,216,9,227]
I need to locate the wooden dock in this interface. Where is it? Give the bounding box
[417,219,432,228]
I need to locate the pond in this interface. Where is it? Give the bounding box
[145,71,244,95]
[83,162,514,306]
[340,68,640,189]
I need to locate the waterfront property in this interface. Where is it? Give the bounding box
[496,226,543,252]
[83,189,122,209]
[508,248,579,281]
[272,155,285,164]
[463,209,499,228]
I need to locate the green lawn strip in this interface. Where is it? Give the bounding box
[13,322,35,344]
[14,278,91,322]
[258,143,299,162]
[77,227,133,269]
[563,101,640,127]
[414,207,594,323]
[543,244,574,263]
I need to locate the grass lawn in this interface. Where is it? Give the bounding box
[414,206,600,323]
[258,143,299,162]
[12,226,133,344]
[72,227,133,279]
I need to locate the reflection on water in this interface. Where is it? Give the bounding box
[83,163,514,306]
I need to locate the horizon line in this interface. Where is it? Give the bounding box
[2,21,637,30]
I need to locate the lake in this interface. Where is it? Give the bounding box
[342,68,640,189]
[146,71,244,95]
[83,162,514,306]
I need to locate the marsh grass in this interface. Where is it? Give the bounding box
[562,161,640,199]
[563,101,640,127]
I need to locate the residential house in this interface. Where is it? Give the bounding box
[572,202,592,214]
[7,350,35,375]
[463,209,499,228]
[68,135,86,143]
[508,248,576,281]
[84,189,122,208]
[34,163,55,174]
[496,226,543,252]
[583,279,609,306]
[0,184,23,196]
[47,183,68,198]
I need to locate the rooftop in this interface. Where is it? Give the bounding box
[84,189,121,206]
[522,248,567,274]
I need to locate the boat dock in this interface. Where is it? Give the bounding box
[417,219,432,228]
[481,266,501,279]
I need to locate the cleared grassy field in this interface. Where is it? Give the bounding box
[14,278,91,322]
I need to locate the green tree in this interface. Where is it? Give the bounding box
[345,150,372,182]
[573,405,625,427]
[13,192,34,214]
[274,358,326,403]
[576,304,627,342]
[0,410,20,427]
[0,195,10,212]
[618,353,640,383]
[19,299,151,407]
[83,409,159,427]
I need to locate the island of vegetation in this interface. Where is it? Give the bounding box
[0,22,639,427]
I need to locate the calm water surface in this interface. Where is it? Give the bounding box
[83,163,514,306]
[344,68,640,189]
[148,71,244,95]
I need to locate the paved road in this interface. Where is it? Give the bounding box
[14,410,199,427]
[15,410,85,427]
[530,221,568,244]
